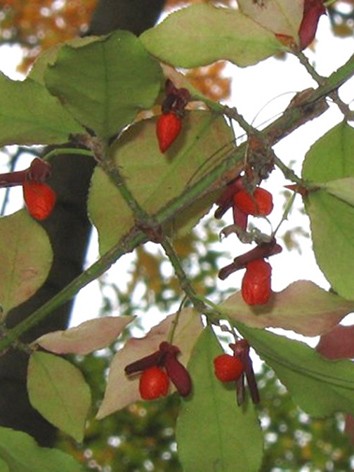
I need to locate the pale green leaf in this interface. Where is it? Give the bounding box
[0,74,84,147]
[317,177,354,207]
[141,4,284,68]
[27,352,91,442]
[302,122,354,182]
[0,210,52,315]
[33,316,134,355]
[89,111,233,255]
[238,0,303,41]
[0,426,83,472]
[220,280,354,336]
[29,37,99,85]
[45,31,162,139]
[97,308,202,419]
[239,324,354,417]
[176,327,263,472]
[302,122,354,299]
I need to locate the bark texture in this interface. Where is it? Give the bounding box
[0,0,166,446]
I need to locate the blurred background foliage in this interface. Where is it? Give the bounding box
[0,0,353,470]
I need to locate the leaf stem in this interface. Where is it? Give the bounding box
[43,147,94,161]
[161,237,206,312]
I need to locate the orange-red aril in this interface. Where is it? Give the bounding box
[214,354,244,382]
[234,187,273,216]
[156,112,182,153]
[139,366,170,400]
[241,258,272,305]
[23,181,56,220]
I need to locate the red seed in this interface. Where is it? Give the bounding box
[139,366,169,400]
[241,259,272,306]
[23,181,56,220]
[156,112,182,153]
[234,187,273,216]
[213,354,244,382]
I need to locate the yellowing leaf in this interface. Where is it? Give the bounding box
[0,210,53,314]
[141,4,283,68]
[27,352,91,442]
[238,0,303,43]
[96,308,202,419]
[33,316,134,355]
[220,281,354,336]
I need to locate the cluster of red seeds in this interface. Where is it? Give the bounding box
[125,341,192,401]
[216,176,282,306]
[156,80,191,153]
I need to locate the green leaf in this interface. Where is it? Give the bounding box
[88,111,233,254]
[0,458,9,472]
[27,352,91,442]
[0,426,83,472]
[0,74,84,147]
[176,327,263,472]
[220,280,354,336]
[302,122,354,299]
[141,4,283,68]
[239,324,354,417]
[29,37,98,85]
[0,210,52,315]
[302,122,354,182]
[45,31,163,140]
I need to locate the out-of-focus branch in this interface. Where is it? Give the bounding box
[89,0,166,35]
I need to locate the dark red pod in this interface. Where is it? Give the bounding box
[124,350,162,375]
[27,157,52,182]
[164,353,192,397]
[214,177,244,220]
[298,0,326,50]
